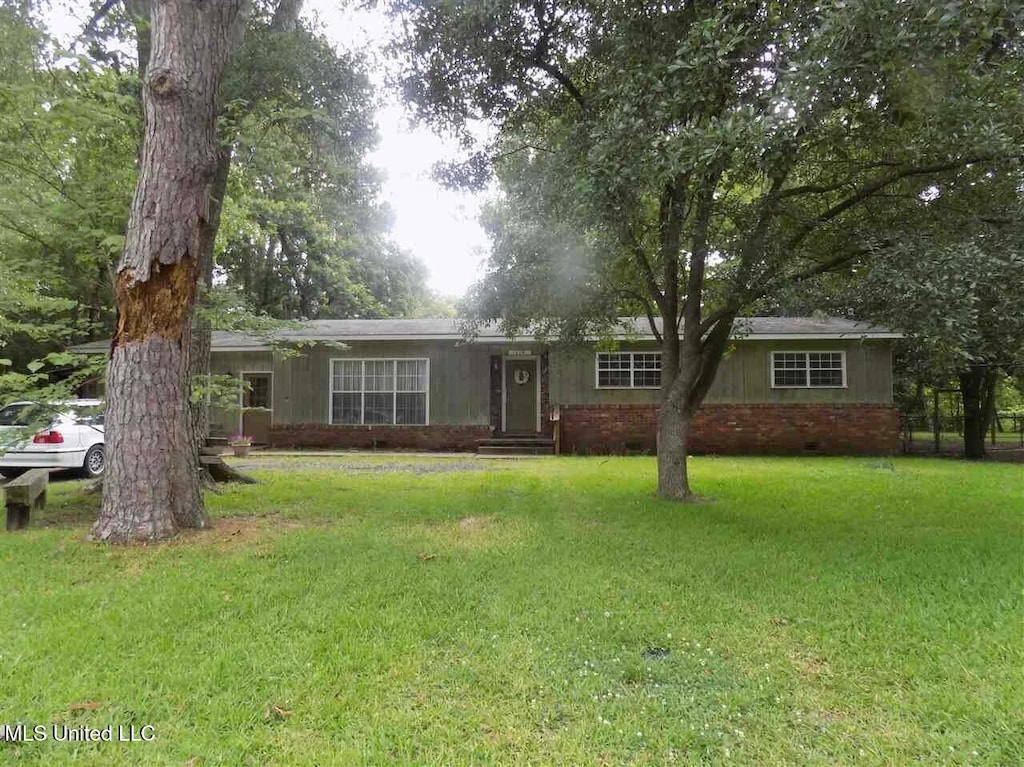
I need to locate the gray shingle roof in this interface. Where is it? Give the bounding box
[68,316,899,354]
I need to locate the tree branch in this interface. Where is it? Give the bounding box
[698,304,738,337]
[786,157,999,249]
[83,0,119,41]
[529,0,587,110]
[728,168,792,306]
[0,213,59,252]
[616,289,663,344]
[683,164,725,338]
[753,240,891,303]
[660,175,688,334]
[778,179,855,198]
[688,315,734,411]
[531,60,587,110]
[0,157,87,210]
[786,246,873,284]
[624,226,665,315]
[271,0,303,31]
[492,144,556,163]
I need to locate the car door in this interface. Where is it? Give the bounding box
[76,408,105,447]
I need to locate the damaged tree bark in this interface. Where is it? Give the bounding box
[93,0,248,543]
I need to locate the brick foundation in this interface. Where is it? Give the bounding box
[558,403,900,455]
[269,404,899,455]
[269,424,491,452]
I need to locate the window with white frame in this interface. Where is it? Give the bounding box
[330,359,428,425]
[771,351,845,388]
[596,352,662,388]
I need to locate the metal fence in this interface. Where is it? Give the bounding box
[901,411,1024,451]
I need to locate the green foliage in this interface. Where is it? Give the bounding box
[0,350,107,451]
[393,0,1023,343]
[0,9,135,337]
[768,166,1024,395]
[190,372,248,412]
[998,375,1024,414]
[864,242,1024,377]
[0,5,132,391]
[215,20,432,320]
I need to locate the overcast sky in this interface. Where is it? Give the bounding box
[44,0,491,298]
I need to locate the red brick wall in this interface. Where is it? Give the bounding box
[558,403,900,455]
[270,404,899,454]
[270,424,490,451]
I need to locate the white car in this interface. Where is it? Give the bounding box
[0,400,105,479]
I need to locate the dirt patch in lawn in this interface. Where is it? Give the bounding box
[90,516,314,577]
[402,514,533,554]
[96,515,332,556]
[172,515,311,548]
[787,649,832,678]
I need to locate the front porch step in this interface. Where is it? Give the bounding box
[477,442,557,454]
[476,435,555,456]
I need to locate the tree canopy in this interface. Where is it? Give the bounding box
[215,11,435,320]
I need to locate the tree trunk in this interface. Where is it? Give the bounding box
[189,145,232,456]
[94,0,247,543]
[657,400,695,500]
[187,0,298,456]
[656,315,703,500]
[960,363,997,460]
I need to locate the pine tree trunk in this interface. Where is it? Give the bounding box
[94,0,247,543]
[189,145,232,457]
[656,400,694,500]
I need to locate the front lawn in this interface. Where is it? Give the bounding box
[1,456,1021,765]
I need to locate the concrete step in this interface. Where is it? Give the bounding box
[477,444,555,456]
[476,434,555,456]
[476,437,555,447]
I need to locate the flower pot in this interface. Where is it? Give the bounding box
[231,444,250,457]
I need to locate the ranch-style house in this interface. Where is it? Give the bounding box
[74,317,902,455]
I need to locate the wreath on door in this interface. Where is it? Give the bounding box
[513,368,531,385]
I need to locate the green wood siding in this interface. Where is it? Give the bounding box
[208,351,275,436]
[549,340,893,405]
[550,343,664,405]
[206,338,893,433]
[210,341,499,427]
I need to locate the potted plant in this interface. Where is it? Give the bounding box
[229,434,252,457]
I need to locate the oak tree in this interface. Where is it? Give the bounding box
[393,0,1023,498]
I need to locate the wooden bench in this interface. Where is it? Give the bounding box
[4,468,49,531]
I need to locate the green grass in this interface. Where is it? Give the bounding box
[1,456,1021,765]
[906,429,1024,447]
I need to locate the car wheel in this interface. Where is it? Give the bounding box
[82,444,105,478]
[1,468,27,479]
